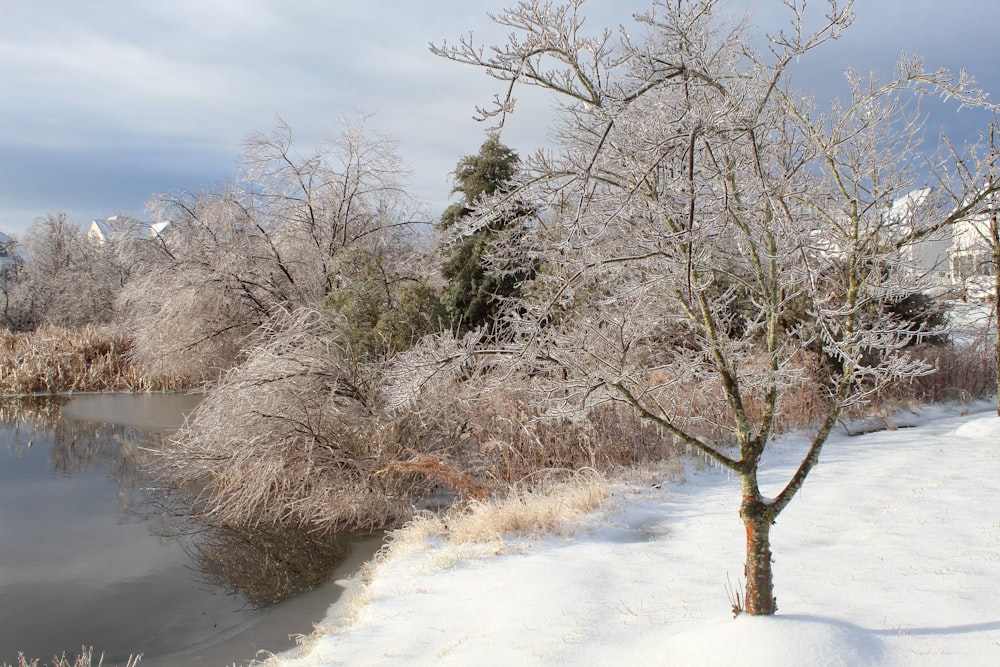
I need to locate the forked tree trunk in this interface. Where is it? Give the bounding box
[742,508,777,615]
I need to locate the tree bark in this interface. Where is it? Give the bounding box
[993,231,1000,417]
[988,122,999,417]
[742,509,777,615]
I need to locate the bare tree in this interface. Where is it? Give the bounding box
[992,127,1000,416]
[119,119,424,381]
[155,307,416,533]
[10,213,130,330]
[955,121,1000,416]
[433,0,999,615]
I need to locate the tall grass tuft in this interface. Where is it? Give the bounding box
[0,326,187,394]
[880,341,996,406]
[3,647,141,667]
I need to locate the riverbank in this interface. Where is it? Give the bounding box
[0,393,368,667]
[266,400,1000,666]
[138,535,385,667]
[0,326,188,394]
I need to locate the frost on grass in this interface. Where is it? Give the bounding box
[382,469,610,561]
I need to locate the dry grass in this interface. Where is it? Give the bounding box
[391,373,685,498]
[0,326,187,394]
[879,341,996,406]
[443,469,609,543]
[3,647,141,667]
[644,342,996,442]
[344,337,993,608]
[641,349,834,446]
[313,470,612,642]
[384,468,610,553]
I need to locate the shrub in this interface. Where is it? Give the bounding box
[154,308,420,534]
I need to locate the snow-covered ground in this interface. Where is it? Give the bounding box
[269,401,1000,666]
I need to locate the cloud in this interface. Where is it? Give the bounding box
[0,0,591,233]
[0,0,997,237]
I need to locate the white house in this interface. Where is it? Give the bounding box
[87,216,170,245]
[887,187,954,288]
[0,231,21,284]
[950,197,997,297]
[951,201,996,279]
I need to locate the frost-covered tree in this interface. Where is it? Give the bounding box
[991,128,1000,416]
[439,134,535,337]
[959,121,1000,416]
[10,213,132,329]
[119,120,422,380]
[434,0,999,615]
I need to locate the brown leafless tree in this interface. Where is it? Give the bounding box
[433,0,999,615]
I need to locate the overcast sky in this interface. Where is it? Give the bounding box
[1,1,998,238]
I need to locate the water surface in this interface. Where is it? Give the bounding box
[0,393,368,665]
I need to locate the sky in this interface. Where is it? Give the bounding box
[2,1,1000,238]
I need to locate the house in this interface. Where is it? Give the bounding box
[887,187,954,288]
[808,186,986,294]
[86,216,170,245]
[950,198,997,298]
[0,231,23,285]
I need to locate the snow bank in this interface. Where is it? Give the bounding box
[953,415,1000,439]
[270,401,1000,666]
[659,615,885,666]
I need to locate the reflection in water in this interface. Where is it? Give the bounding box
[0,395,62,425]
[137,481,347,609]
[0,395,350,664]
[190,525,346,608]
[0,395,144,487]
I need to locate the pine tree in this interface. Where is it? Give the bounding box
[438,134,533,337]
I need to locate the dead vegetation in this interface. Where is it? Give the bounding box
[0,326,187,394]
[375,469,610,562]
[874,340,997,406]
[3,648,141,667]
[153,308,418,533]
[152,301,997,541]
[151,309,690,536]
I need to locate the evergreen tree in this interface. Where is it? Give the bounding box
[438,134,533,337]
[326,247,447,363]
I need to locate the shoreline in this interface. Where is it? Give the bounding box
[140,534,385,667]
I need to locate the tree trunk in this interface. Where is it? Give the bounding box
[989,123,999,417]
[742,513,777,615]
[994,241,999,417]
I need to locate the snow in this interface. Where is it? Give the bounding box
[269,401,1000,666]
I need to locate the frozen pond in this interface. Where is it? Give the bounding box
[0,393,376,665]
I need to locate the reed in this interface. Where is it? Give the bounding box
[0,326,187,394]
[3,647,141,667]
